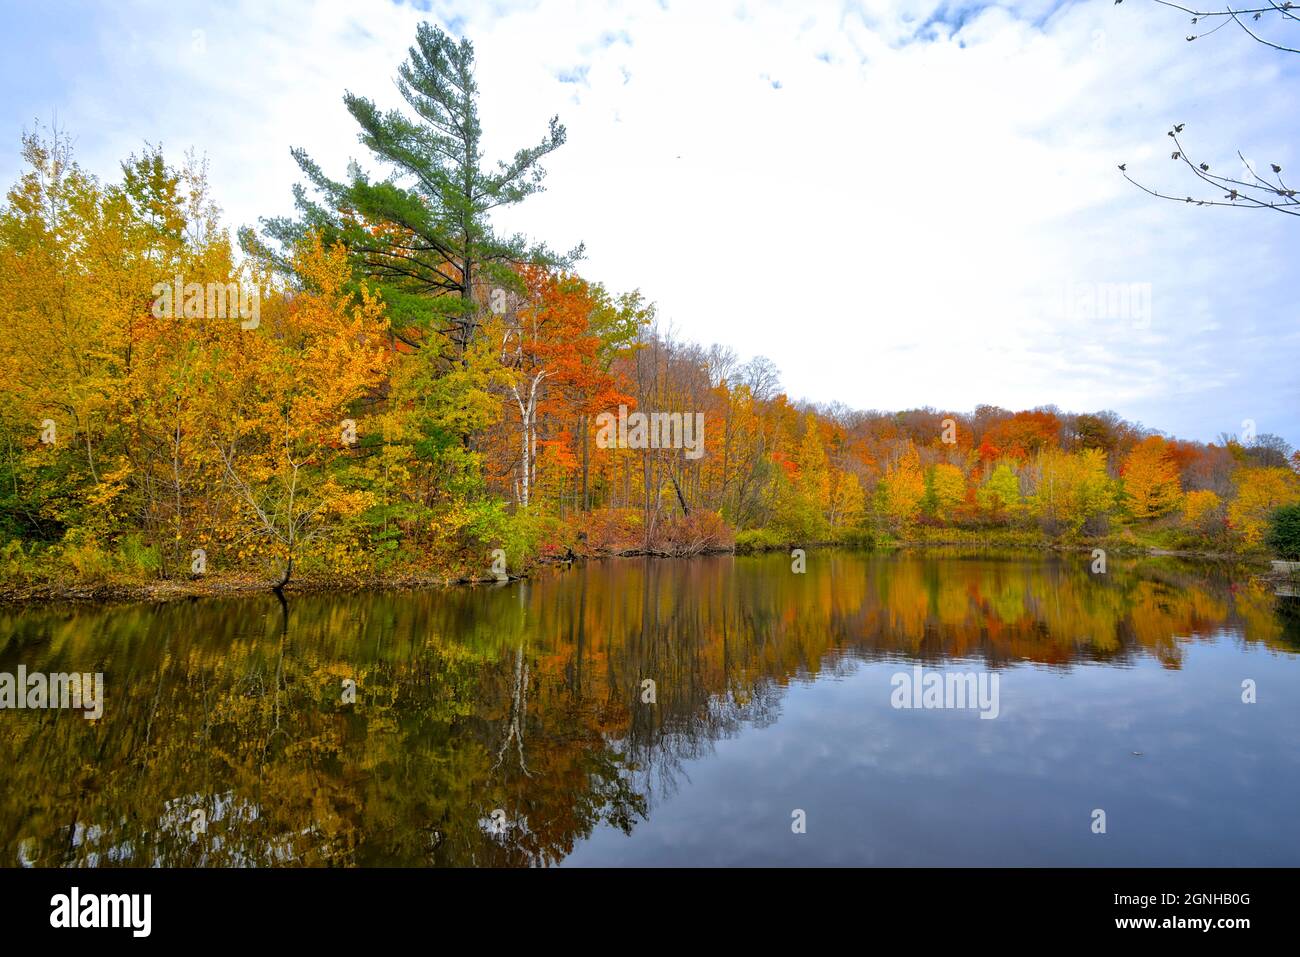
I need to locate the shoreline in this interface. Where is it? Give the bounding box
[0,540,1280,608]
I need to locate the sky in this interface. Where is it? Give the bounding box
[0,0,1296,448]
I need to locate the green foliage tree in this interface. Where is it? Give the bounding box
[977,461,1021,519]
[1265,503,1300,561]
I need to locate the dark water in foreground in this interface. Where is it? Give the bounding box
[2,550,1298,867]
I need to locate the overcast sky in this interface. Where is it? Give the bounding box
[1,0,1296,447]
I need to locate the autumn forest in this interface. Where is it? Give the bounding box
[2,23,1298,600]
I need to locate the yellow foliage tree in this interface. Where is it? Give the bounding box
[880,442,925,530]
[827,468,865,529]
[1182,489,1222,534]
[1228,467,1300,545]
[211,235,391,588]
[928,462,967,521]
[1028,448,1115,535]
[1121,436,1183,519]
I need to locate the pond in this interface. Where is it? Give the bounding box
[2,549,1298,867]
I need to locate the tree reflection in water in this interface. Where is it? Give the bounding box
[0,549,1291,866]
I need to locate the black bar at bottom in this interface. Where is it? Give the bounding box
[0,866,1283,943]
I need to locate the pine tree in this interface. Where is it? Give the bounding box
[251,22,580,355]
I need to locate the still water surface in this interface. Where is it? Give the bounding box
[2,549,1298,866]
